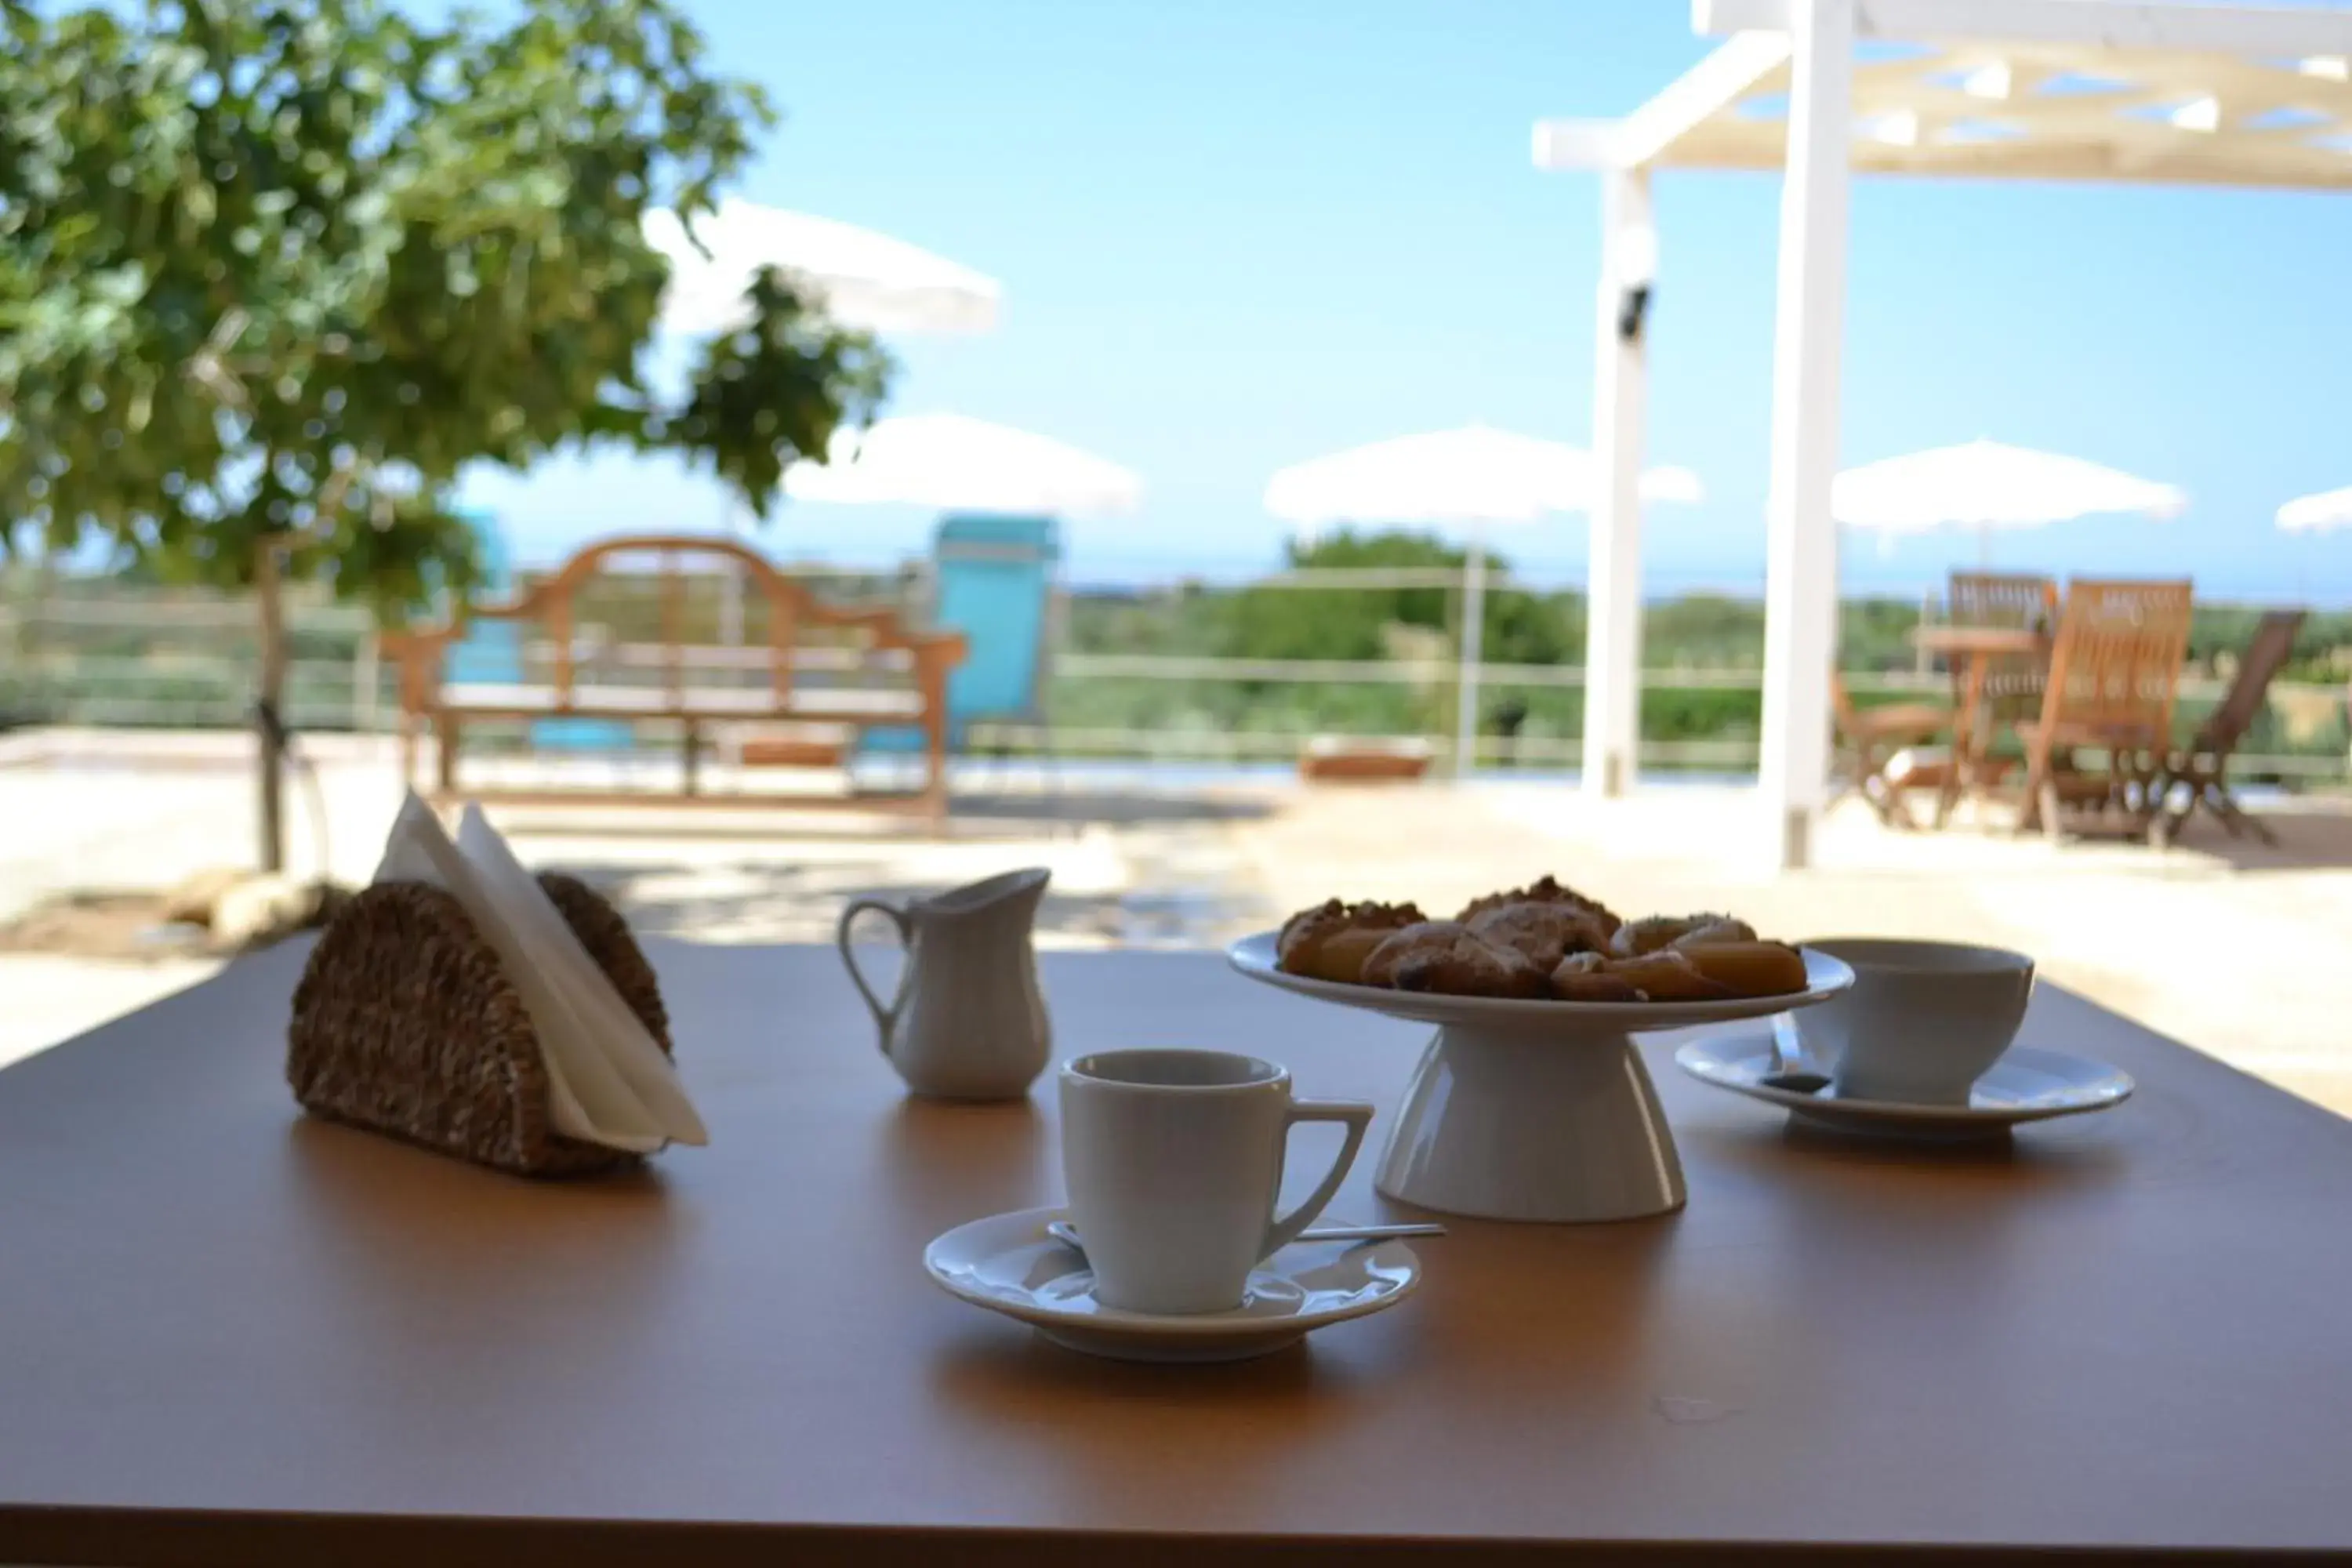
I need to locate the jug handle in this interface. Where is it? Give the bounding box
[837,898,915,1047]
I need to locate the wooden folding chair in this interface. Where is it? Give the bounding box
[1831,672,1951,828]
[2153,609,2304,847]
[1947,571,2058,724]
[2015,579,2194,843]
[1948,572,2058,627]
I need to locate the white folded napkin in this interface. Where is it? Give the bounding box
[371,793,707,1152]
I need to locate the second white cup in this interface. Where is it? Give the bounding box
[1059,1048,1374,1315]
[1796,938,2035,1105]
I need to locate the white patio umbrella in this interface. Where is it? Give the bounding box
[645,201,1000,337]
[786,413,1142,517]
[1832,439,2187,564]
[1263,424,1705,775]
[2278,485,2352,533]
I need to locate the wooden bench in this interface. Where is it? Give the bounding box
[387,535,967,820]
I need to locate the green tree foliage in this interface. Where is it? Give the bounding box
[0,0,889,865]
[1219,529,1578,666]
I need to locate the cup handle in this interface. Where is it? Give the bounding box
[1260,1098,1376,1260]
[836,898,914,1049]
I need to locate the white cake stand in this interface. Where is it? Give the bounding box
[1228,934,1854,1224]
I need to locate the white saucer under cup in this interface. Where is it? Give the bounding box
[1227,934,1856,1224]
[924,1207,1422,1363]
[1675,1033,2133,1140]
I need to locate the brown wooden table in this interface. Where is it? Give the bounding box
[6,942,2352,1565]
[1909,624,2052,826]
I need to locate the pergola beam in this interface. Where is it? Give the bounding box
[1535,31,1793,169]
[1533,121,1632,170]
[1696,0,2352,56]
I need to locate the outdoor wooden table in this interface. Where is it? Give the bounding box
[1909,623,2052,826]
[7,941,2352,1566]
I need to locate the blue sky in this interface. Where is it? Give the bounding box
[464,0,2352,601]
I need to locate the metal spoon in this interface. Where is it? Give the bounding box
[1762,1012,1833,1095]
[1046,1218,1444,1254]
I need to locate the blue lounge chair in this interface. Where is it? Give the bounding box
[444,509,520,691]
[864,514,1061,788]
[935,514,1059,750]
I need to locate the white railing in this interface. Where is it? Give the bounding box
[3,574,2344,782]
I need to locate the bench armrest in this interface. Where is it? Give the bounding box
[379,630,456,716]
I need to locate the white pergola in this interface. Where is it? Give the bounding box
[1537,0,2352,867]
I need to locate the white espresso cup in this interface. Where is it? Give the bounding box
[1795,938,2036,1105]
[1059,1049,1374,1316]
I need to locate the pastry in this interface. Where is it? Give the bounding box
[1467,900,1615,972]
[1674,939,1809,997]
[1550,951,1644,1002]
[1275,889,1798,1004]
[1668,917,1762,951]
[1610,913,1756,957]
[1361,921,1548,998]
[1276,898,1426,985]
[1457,875,1620,935]
[1599,949,1737,1002]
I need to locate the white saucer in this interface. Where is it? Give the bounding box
[1675,1032,2134,1138]
[924,1206,1421,1363]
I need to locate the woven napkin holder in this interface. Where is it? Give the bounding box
[287,873,671,1178]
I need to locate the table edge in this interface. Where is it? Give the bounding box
[8,1505,2346,1567]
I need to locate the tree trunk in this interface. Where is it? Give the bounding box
[255,539,288,874]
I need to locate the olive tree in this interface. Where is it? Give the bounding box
[0,0,888,868]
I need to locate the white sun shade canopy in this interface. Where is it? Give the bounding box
[646,201,1000,336]
[1535,4,2352,188]
[786,414,1142,517]
[1265,425,1704,536]
[2278,484,2352,532]
[1832,438,2187,532]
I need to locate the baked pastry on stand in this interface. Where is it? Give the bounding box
[1227,933,1853,1223]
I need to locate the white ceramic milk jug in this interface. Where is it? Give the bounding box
[835,868,1053,1100]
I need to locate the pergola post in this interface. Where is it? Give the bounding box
[1457,535,1489,776]
[1582,168,1654,800]
[1757,0,1855,870]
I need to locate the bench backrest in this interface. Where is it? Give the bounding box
[401,534,959,713]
